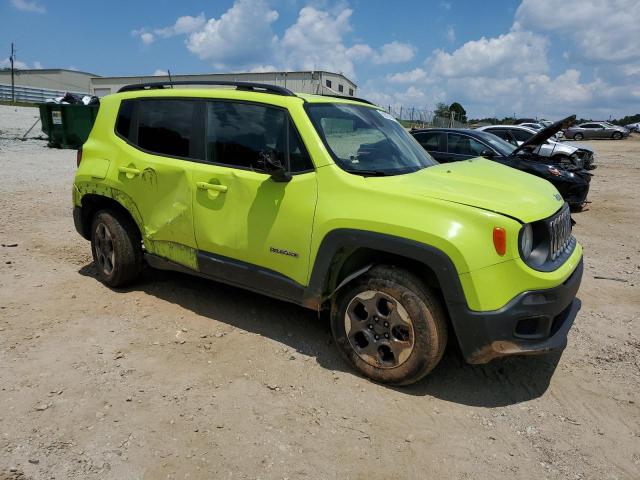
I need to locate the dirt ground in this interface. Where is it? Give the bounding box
[0,105,638,480]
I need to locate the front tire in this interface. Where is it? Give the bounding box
[573,133,584,140]
[612,131,622,140]
[91,210,142,287]
[330,265,448,386]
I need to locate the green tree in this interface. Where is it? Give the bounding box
[434,102,450,118]
[449,102,467,123]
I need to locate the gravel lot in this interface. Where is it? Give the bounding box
[1,105,639,480]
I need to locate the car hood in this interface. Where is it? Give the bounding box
[367,159,563,223]
[513,115,576,155]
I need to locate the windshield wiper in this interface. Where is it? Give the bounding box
[342,168,389,177]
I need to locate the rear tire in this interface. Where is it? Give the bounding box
[612,131,622,140]
[90,210,142,287]
[330,265,448,386]
[573,133,584,140]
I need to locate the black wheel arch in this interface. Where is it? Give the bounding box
[303,229,467,315]
[75,194,142,241]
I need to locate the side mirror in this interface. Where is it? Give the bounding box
[258,149,291,183]
[480,149,495,158]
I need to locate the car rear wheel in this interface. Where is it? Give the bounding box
[612,132,622,140]
[573,133,584,140]
[91,210,142,287]
[330,265,448,386]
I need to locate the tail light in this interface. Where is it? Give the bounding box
[493,227,507,256]
[76,147,83,167]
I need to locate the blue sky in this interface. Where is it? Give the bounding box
[2,0,639,119]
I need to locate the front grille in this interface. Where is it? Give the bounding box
[549,205,572,261]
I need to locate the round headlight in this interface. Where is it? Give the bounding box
[520,224,533,259]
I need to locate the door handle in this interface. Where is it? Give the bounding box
[196,181,228,193]
[118,166,141,176]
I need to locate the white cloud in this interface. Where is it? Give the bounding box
[133,1,414,78]
[387,68,427,84]
[372,41,415,65]
[140,33,155,45]
[445,25,455,43]
[279,6,358,76]
[33,61,43,69]
[11,0,45,13]
[155,13,206,38]
[374,11,639,119]
[428,29,549,78]
[515,0,640,64]
[153,69,168,76]
[187,0,279,69]
[0,58,33,69]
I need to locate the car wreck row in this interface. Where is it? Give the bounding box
[411,116,595,211]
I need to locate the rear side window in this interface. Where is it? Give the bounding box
[207,101,313,173]
[414,132,444,151]
[487,128,516,145]
[115,100,134,139]
[511,129,532,142]
[137,99,196,158]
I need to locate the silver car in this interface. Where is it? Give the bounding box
[564,122,629,140]
[476,124,596,169]
[625,122,640,133]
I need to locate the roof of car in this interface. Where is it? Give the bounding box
[113,81,377,107]
[411,128,476,134]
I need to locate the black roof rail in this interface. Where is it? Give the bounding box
[318,93,376,106]
[117,80,296,97]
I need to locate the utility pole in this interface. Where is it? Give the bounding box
[10,43,16,103]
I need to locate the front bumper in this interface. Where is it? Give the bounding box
[454,257,583,364]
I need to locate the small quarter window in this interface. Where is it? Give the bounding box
[115,100,134,140]
[326,79,332,88]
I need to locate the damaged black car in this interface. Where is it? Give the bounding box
[411,118,591,211]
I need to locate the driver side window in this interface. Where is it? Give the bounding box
[207,101,312,173]
[448,133,487,156]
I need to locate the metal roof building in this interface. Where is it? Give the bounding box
[90,71,357,98]
[0,68,99,102]
[0,68,98,92]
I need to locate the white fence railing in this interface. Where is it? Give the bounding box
[0,83,88,103]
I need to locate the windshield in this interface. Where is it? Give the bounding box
[473,130,517,156]
[306,103,437,176]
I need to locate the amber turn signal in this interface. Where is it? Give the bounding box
[493,227,507,256]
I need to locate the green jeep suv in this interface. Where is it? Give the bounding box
[72,81,583,385]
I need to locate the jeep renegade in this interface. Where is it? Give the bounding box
[72,81,583,385]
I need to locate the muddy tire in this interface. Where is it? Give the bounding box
[330,265,448,386]
[612,131,622,140]
[573,133,584,141]
[90,210,142,288]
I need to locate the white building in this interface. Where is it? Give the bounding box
[0,68,98,102]
[89,71,357,98]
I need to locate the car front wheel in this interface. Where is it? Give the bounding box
[573,133,584,140]
[91,210,142,287]
[612,132,623,140]
[330,265,448,386]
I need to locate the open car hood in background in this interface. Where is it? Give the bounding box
[512,115,576,155]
